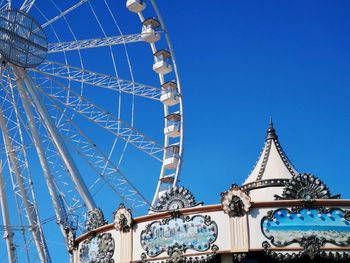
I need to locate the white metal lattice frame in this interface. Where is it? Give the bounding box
[0,0,184,261]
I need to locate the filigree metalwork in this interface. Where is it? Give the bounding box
[261,207,350,247]
[299,235,324,260]
[167,245,186,263]
[113,203,133,233]
[275,173,340,200]
[66,228,77,254]
[79,233,115,263]
[141,244,219,263]
[263,240,350,261]
[151,186,201,212]
[221,184,251,217]
[85,208,108,232]
[319,251,350,260]
[262,241,300,261]
[233,253,246,262]
[141,215,218,257]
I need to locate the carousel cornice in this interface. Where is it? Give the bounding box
[242,179,290,191]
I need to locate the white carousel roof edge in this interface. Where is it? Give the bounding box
[243,120,299,186]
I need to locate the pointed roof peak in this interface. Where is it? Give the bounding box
[266,117,278,141]
[243,121,298,193]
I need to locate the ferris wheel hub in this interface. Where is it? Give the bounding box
[0,10,47,68]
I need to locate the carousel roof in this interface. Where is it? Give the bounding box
[243,119,298,188]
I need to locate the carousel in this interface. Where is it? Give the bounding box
[72,121,350,263]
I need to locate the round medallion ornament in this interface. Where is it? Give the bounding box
[113,203,133,233]
[221,184,251,217]
[0,10,48,68]
[275,173,340,200]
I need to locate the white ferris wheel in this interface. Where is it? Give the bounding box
[0,0,183,262]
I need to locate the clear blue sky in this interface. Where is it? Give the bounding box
[2,0,350,262]
[159,0,350,202]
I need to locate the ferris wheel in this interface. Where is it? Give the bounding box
[0,0,183,262]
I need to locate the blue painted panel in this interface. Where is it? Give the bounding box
[140,215,218,257]
[261,208,350,247]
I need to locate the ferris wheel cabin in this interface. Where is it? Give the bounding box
[164,113,181,138]
[153,49,172,75]
[160,81,180,106]
[163,145,180,169]
[141,18,161,43]
[126,0,146,13]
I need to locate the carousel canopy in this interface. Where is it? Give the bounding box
[242,120,299,200]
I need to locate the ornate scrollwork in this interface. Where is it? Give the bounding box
[167,245,186,263]
[66,227,77,254]
[262,241,299,261]
[233,253,246,262]
[275,173,340,200]
[263,239,350,261]
[84,208,108,232]
[151,186,201,212]
[141,244,219,263]
[113,203,133,233]
[221,184,251,217]
[319,251,350,260]
[79,233,115,263]
[299,235,324,260]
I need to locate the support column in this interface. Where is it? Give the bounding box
[0,161,17,263]
[16,79,69,246]
[0,107,48,262]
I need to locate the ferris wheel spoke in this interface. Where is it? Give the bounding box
[41,0,89,29]
[36,81,164,161]
[48,33,149,53]
[20,0,35,13]
[0,0,10,10]
[11,70,73,248]
[43,98,150,210]
[31,60,162,100]
[13,66,97,212]
[4,0,11,10]
[28,102,87,219]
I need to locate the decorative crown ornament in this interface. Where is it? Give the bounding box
[113,203,133,233]
[221,184,251,217]
[85,208,108,232]
[151,186,201,212]
[275,173,340,200]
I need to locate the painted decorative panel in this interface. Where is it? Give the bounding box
[261,208,350,247]
[140,215,218,257]
[79,233,115,263]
